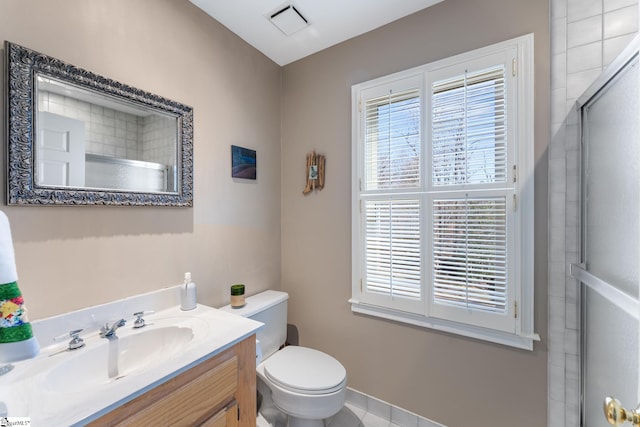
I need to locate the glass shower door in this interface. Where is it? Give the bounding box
[576,37,640,426]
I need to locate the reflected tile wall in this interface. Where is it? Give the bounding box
[39,91,143,160]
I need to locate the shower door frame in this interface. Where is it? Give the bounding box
[574,34,640,426]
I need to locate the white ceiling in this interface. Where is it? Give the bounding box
[189,0,444,66]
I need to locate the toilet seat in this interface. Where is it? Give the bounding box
[264,346,346,395]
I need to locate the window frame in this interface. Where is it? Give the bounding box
[350,34,538,350]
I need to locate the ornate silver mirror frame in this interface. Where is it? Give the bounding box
[4,41,193,206]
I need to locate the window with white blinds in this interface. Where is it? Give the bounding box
[432,66,507,186]
[431,197,507,313]
[364,199,421,300]
[351,35,536,349]
[364,89,421,190]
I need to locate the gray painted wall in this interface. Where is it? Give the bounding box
[0,1,549,425]
[280,0,549,425]
[0,0,282,317]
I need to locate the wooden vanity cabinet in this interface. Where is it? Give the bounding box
[88,335,256,427]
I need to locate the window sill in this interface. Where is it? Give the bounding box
[349,299,540,351]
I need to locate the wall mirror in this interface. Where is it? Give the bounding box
[5,41,193,206]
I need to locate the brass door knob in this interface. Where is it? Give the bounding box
[605,397,640,426]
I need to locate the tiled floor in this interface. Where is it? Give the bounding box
[257,387,445,427]
[328,389,445,427]
[327,403,407,427]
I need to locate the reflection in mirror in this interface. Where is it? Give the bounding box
[36,76,178,193]
[5,41,193,206]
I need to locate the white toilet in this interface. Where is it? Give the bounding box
[221,290,347,427]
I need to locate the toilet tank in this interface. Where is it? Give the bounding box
[220,290,288,360]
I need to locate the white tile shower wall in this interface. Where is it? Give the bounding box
[548,0,638,426]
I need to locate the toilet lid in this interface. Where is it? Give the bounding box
[264,346,346,395]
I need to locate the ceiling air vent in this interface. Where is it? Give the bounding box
[269,4,309,36]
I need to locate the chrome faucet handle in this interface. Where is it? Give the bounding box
[68,329,85,350]
[99,323,110,335]
[133,311,154,329]
[100,319,126,338]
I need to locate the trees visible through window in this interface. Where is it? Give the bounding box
[351,35,537,349]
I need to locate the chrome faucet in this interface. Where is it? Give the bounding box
[68,329,85,350]
[133,310,154,329]
[100,319,126,338]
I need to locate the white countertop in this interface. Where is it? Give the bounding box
[0,288,262,426]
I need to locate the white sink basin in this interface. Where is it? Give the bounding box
[0,299,263,427]
[43,323,198,393]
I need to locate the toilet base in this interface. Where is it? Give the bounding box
[257,378,334,427]
[288,416,324,427]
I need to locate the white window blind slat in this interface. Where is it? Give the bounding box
[364,88,421,191]
[364,199,422,300]
[432,65,507,186]
[432,197,508,313]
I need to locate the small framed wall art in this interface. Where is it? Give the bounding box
[231,145,256,180]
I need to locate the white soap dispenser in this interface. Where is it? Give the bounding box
[180,272,197,311]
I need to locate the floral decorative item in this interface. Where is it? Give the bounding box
[0,210,40,362]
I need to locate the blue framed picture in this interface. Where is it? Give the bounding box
[231,145,256,180]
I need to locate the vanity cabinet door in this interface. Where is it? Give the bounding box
[200,400,238,427]
[88,335,255,427]
[121,356,237,426]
